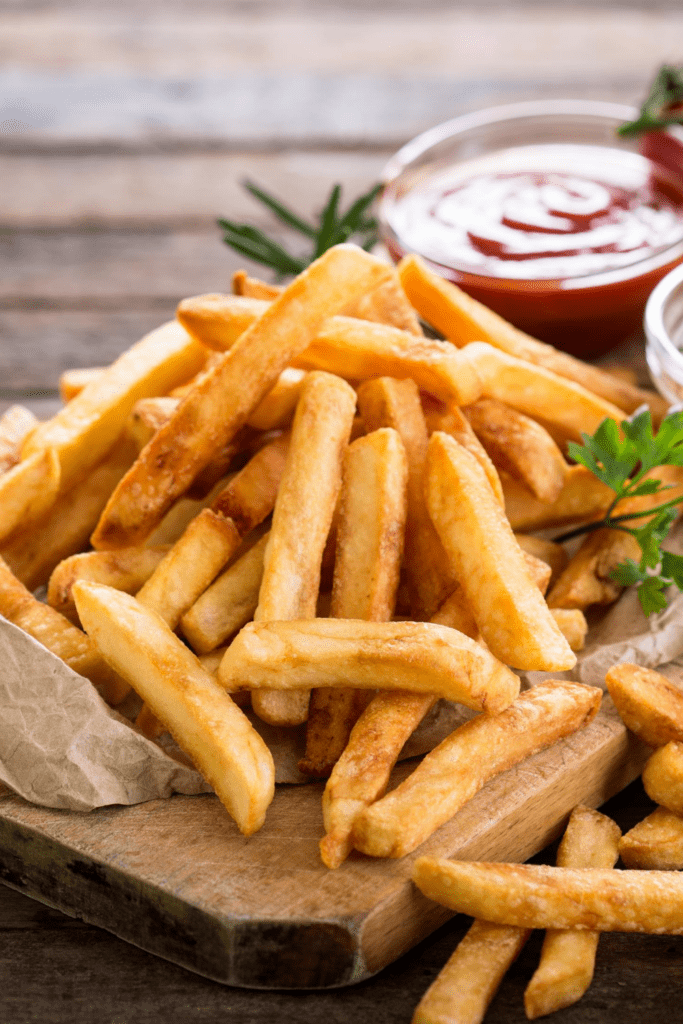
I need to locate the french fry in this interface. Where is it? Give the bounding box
[412,919,530,1024]
[426,432,576,671]
[352,680,600,859]
[47,546,170,625]
[411,859,683,933]
[515,535,568,588]
[524,806,621,1019]
[126,396,178,450]
[251,371,357,726]
[93,246,391,549]
[464,398,568,504]
[605,663,683,748]
[23,321,206,494]
[619,806,683,870]
[422,401,504,507]
[0,447,61,545]
[524,552,552,596]
[343,272,423,335]
[398,252,668,421]
[73,581,275,836]
[144,475,232,547]
[246,367,307,431]
[0,405,38,473]
[58,367,106,403]
[0,556,129,705]
[642,741,683,815]
[300,427,408,778]
[232,269,282,300]
[550,608,588,652]
[180,532,269,654]
[503,466,613,532]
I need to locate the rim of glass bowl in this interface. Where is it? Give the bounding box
[645,262,683,402]
[379,99,683,289]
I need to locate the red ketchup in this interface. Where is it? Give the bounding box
[383,143,683,357]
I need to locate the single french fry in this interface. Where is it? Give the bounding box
[300,428,408,779]
[422,401,504,507]
[525,552,552,596]
[1,437,137,590]
[0,447,61,545]
[605,664,683,748]
[220,619,520,713]
[515,535,568,588]
[93,246,391,550]
[398,252,668,421]
[0,556,129,705]
[180,532,269,654]
[426,432,576,671]
[232,269,282,300]
[23,321,205,494]
[343,272,423,335]
[144,475,232,548]
[411,859,683,933]
[352,680,600,859]
[47,546,170,625]
[550,608,588,652]
[73,582,275,836]
[620,806,683,870]
[246,367,307,431]
[503,466,613,532]
[135,701,165,740]
[0,405,39,473]
[464,398,568,504]
[58,367,106,403]
[126,396,179,450]
[524,806,621,1019]
[642,741,683,815]
[412,919,530,1024]
[251,371,357,726]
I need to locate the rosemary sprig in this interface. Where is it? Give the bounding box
[218,180,382,277]
[619,65,683,138]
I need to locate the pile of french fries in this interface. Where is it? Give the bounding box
[1,239,682,1016]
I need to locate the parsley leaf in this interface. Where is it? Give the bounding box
[619,65,683,138]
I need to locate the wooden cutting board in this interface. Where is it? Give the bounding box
[0,699,648,990]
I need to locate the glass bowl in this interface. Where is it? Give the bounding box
[379,100,683,358]
[645,262,683,404]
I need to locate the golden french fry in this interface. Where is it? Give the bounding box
[525,552,552,595]
[47,545,170,625]
[426,432,575,671]
[619,806,683,870]
[1,437,137,590]
[550,608,588,652]
[422,400,504,507]
[605,664,683,748]
[0,447,61,545]
[464,398,568,504]
[73,581,275,835]
[93,246,391,549]
[58,367,106,403]
[143,475,232,548]
[246,367,307,431]
[503,466,613,532]
[0,556,129,705]
[343,272,423,335]
[412,919,530,1024]
[23,321,205,494]
[219,619,520,711]
[411,859,683,933]
[300,427,408,779]
[524,806,621,1019]
[642,741,683,815]
[180,532,269,654]
[398,252,668,421]
[232,269,282,300]
[352,680,600,859]
[0,405,39,473]
[126,396,178,450]
[515,535,568,588]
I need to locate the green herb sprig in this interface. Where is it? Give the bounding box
[218,180,382,278]
[558,409,683,615]
[619,65,683,138]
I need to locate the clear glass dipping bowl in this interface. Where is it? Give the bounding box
[645,262,683,404]
[379,100,683,358]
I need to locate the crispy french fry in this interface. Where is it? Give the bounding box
[47,546,170,625]
[143,475,232,547]
[411,859,683,933]
[94,246,391,549]
[251,371,357,726]
[524,806,621,1019]
[426,432,576,671]
[0,405,39,473]
[515,535,568,588]
[412,920,530,1024]
[73,581,274,836]
[247,367,307,431]
[352,680,600,859]
[619,806,683,870]
[343,272,423,335]
[605,663,683,748]
[398,252,668,421]
[232,269,282,300]
[422,401,504,507]
[503,466,613,532]
[300,427,408,779]
[464,398,568,504]
[642,741,683,815]
[525,552,552,595]
[126,396,179,450]
[58,367,106,403]
[0,556,129,705]
[23,321,205,494]
[0,447,61,544]
[550,608,588,652]
[135,701,165,740]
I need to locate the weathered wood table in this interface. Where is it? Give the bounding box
[2,2,683,1020]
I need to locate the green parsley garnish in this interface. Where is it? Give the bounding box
[217,180,382,278]
[619,65,683,138]
[559,409,683,616]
